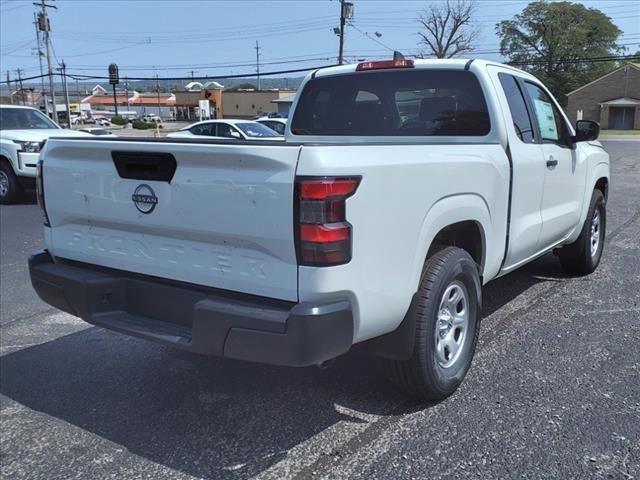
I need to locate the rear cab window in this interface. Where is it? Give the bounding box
[291,69,491,137]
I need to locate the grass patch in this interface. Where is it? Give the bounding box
[600,129,639,136]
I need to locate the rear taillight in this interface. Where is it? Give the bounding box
[295,177,360,266]
[36,160,50,226]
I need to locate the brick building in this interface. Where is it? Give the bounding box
[221,90,296,119]
[566,63,640,130]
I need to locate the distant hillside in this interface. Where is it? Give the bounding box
[15,76,304,96]
[125,76,304,92]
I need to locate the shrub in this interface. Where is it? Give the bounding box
[110,115,126,125]
[132,120,157,130]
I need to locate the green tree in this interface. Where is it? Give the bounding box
[496,1,622,104]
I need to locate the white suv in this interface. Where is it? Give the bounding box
[0,105,89,203]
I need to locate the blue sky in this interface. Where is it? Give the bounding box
[1,0,639,83]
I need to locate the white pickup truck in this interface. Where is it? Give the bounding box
[0,105,90,204]
[29,59,609,400]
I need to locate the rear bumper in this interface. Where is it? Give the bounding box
[29,251,353,367]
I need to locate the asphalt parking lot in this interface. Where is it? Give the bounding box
[1,140,638,480]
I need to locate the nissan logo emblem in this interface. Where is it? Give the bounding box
[132,184,158,214]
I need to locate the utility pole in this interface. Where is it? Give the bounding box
[5,71,12,104]
[59,60,71,127]
[337,1,353,65]
[35,0,58,122]
[16,69,26,105]
[124,76,129,109]
[33,11,48,115]
[156,74,161,119]
[255,41,261,90]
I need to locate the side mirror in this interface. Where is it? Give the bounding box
[574,120,600,143]
[230,131,242,139]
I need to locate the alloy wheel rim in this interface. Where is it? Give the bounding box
[435,280,470,369]
[590,209,601,258]
[0,171,9,197]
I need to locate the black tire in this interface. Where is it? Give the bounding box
[386,246,481,401]
[558,189,606,275]
[0,160,23,205]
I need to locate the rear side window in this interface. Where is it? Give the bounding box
[291,69,491,136]
[498,73,535,143]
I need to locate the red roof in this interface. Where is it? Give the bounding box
[130,96,175,106]
[84,95,128,106]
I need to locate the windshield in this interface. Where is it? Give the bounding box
[260,120,286,135]
[235,122,280,138]
[291,69,490,136]
[0,108,60,130]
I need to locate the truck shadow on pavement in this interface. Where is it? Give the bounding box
[9,191,37,205]
[0,253,571,479]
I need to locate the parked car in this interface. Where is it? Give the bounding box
[166,119,283,140]
[86,117,111,126]
[0,105,90,203]
[254,111,285,119]
[78,128,116,136]
[142,114,161,123]
[29,59,609,400]
[257,117,287,135]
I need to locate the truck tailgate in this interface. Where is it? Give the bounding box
[42,138,301,301]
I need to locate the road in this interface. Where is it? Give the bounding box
[1,141,638,480]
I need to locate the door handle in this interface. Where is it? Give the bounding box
[546,157,558,169]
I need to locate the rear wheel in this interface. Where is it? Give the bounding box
[0,161,23,205]
[386,246,481,401]
[558,189,605,275]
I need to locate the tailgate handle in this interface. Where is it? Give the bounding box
[112,151,177,183]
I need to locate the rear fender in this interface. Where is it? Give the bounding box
[411,194,490,293]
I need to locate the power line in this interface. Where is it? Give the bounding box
[64,65,338,82]
[3,54,638,86]
[53,21,334,45]
[347,21,395,52]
